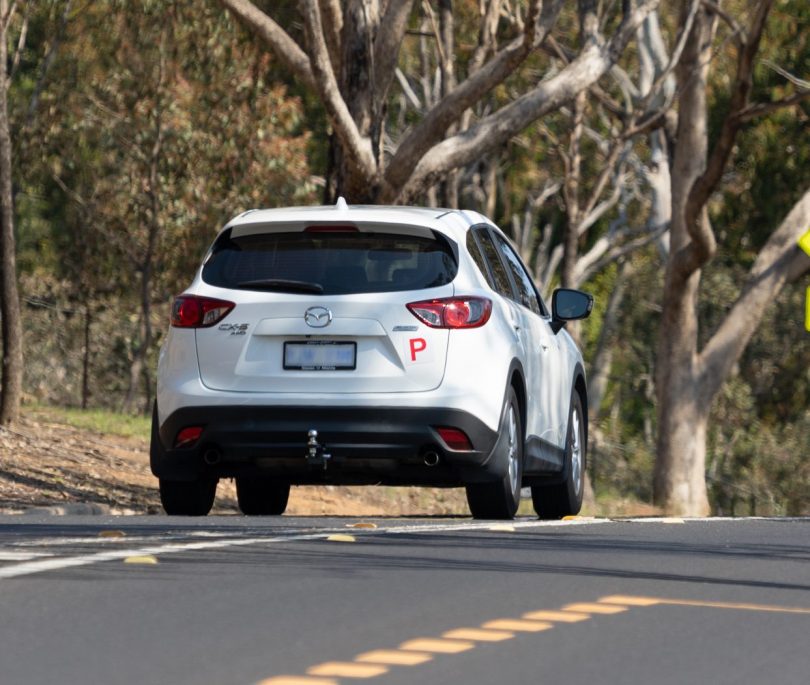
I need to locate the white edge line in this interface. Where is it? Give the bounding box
[0,533,326,580]
[5,515,787,580]
[0,518,613,580]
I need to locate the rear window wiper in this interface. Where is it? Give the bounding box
[236,279,324,294]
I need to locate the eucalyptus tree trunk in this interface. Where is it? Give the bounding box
[0,0,23,425]
[653,3,716,515]
[654,0,810,515]
[324,0,382,203]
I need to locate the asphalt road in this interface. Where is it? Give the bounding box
[0,514,808,685]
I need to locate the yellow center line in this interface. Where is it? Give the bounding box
[481,619,553,632]
[599,595,810,614]
[599,595,662,606]
[399,638,475,654]
[658,598,810,614]
[354,650,433,666]
[523,610,591,622]
[562,602,628,614]
[257,677,338,685]
[306,662,388,678]
[254,594,810,684]
[443,627,515,642]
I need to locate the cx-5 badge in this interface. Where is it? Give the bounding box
[304,306,332,328]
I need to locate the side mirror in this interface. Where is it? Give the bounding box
[551,288,593,334]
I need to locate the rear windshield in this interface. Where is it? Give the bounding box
[201,228,458,295]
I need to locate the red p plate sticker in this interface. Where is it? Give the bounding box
[409,338,427,361]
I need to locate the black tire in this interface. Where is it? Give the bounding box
[159,478,217,516]
[532,391,585,519]
[466,387,523,520]
[236,477,290,516]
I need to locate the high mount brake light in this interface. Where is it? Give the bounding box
[171,295,235,328]
[407,297,492,329]
[304,225,359,233]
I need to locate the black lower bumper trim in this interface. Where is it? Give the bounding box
[152,405,500,486]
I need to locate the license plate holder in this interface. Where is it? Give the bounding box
[283,341,356,371]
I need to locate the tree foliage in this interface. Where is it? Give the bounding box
[14,0,315,410]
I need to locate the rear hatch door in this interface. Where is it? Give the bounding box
[194,222,457,394]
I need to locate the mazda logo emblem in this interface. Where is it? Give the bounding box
[304,306,332,328]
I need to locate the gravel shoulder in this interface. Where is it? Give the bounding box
[0,409,469,516]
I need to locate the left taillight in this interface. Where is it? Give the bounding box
[407,296,492,329]
[171,295,235,328]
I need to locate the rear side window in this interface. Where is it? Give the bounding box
[492,232,543,316]
[472,228,514,298]
[202,229,458,295]
[466,230,496,290]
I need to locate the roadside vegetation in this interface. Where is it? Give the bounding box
[0,1,808,516]
[27,404,151,439]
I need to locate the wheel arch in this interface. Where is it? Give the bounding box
[507,359,527,442]
[573,362,588,448]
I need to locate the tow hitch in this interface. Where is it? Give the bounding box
[305,429,331,470]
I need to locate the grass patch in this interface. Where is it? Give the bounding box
[26,404,151,440]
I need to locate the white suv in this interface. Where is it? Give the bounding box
[151,201,593,519]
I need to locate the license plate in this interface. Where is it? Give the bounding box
[283,341,356,370]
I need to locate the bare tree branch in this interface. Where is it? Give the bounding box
[318,0,343,74]
[581,137,627,223]
[374,0,415,100]
[733,91,810,124]
[383,0,557,196]
[577,221,667,284]
[397,0,661,201]
[468,0,504,76]
[395,67,423,110]
[697,187,810,409]
[667,3,719,280]
[0,0,16,34]
[8,0,27,83]
[641,0,699,109]
[761,58,810,91]
[301,0,377,183]
[318,0,343,75]
[685,0,773,236]
[701,0,745,47]
[578,169,626,236]
[219,0,315,90]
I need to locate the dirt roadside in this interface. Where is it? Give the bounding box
[0,410,470,516]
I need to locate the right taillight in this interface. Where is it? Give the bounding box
[407,297,492,329]
[171,295,235,328]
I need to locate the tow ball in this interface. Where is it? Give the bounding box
[306,429,331,470]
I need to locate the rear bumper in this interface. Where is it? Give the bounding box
[151,405,501,486]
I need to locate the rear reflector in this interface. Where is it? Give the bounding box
[407,297,492,329]
[174,426,203,448]
[436,427,473,451]
[171,295,235,328]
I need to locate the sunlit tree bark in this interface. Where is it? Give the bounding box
[0,0,23,425]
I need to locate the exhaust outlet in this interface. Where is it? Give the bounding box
[423,451,440,467]
[203,448,222,465]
